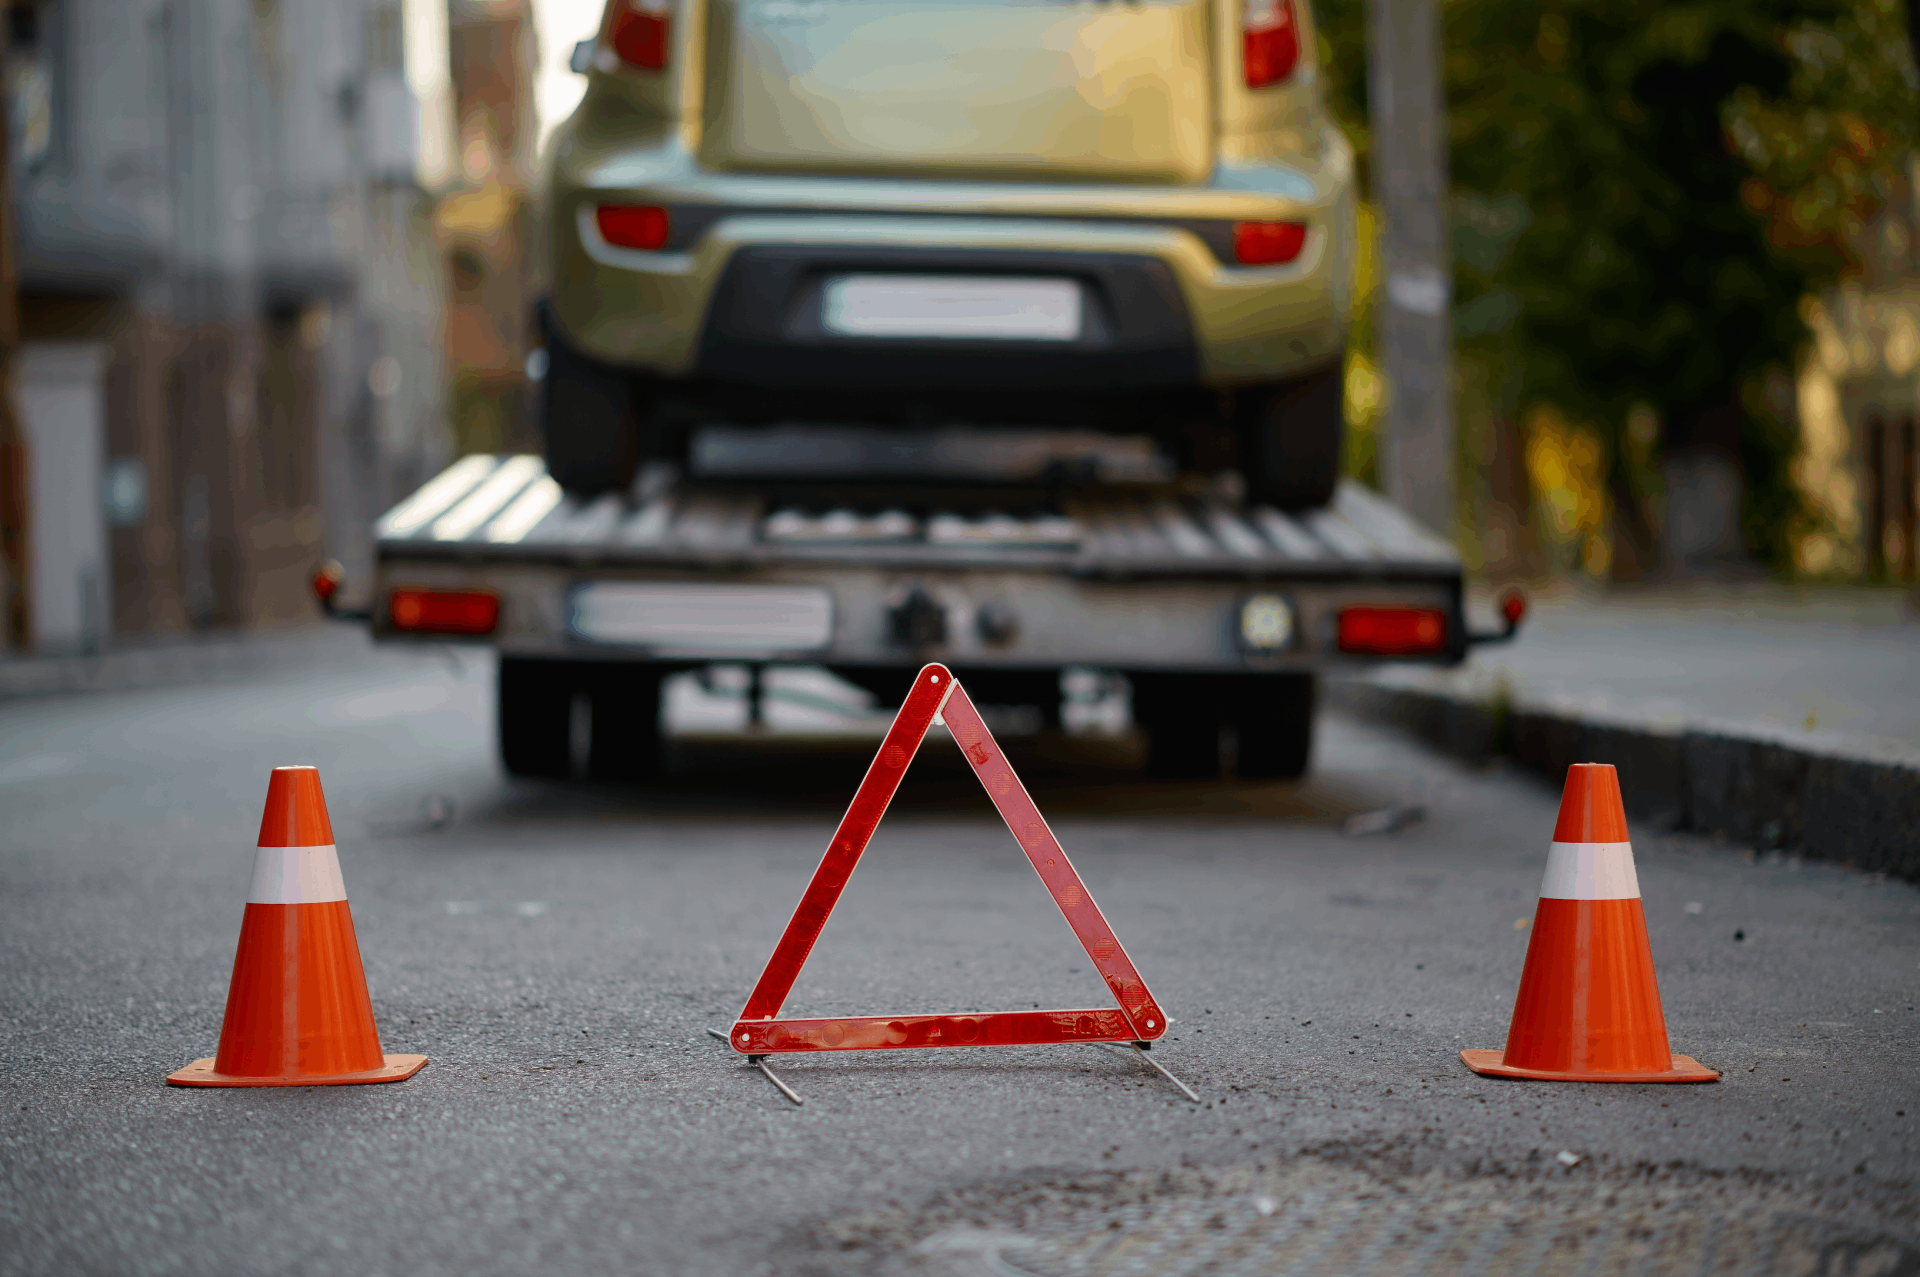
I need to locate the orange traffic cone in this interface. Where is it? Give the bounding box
[1461,763,1718,1083]
[168,766,426,1087]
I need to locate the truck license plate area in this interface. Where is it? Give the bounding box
[821,275,1081,341]
[569,583,833,653]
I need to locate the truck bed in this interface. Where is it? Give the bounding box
[368,455,1463,672]
[375,455,1459,581]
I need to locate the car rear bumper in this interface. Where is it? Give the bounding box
[547,138,1354,387]
[692,244,1199,390]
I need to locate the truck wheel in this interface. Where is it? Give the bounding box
[539,304,641,496]
[1132,676,1223,780]
[1232,673,1315,780]
[499,657,574,779]
[585,662,664,782]
[1239,355,1345,512]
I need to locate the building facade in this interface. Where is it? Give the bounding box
[3,0,454,651]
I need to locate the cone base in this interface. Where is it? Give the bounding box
[1460,1048,1718,1083]
[166,1053,427,1088]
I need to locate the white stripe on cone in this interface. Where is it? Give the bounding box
[247,845,348,904]
[1539,841,1639,901]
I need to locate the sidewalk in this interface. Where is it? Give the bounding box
[1331,581,1919,880]
[0,623,385,700]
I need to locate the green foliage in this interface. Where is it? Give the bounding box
[1315,0,1919,570]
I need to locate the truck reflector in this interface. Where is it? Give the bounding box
[388,589,500,636]
[1337,606,1447,655]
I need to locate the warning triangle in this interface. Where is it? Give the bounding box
[729,663,1168,1055]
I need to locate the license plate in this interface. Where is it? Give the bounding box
[569,583,833,653]
[821,275,1082,341]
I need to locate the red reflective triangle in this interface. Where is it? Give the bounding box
[730,663,1169,1055]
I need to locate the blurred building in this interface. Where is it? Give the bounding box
[439,0,542,459]
[2,0,455,652]
[1798,158,1920,584]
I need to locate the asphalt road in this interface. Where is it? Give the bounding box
[2,643,1916,1276]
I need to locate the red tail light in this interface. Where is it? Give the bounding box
[595,205,670,251]
[1243,0,1299,87]
[1338,607,1448,656]
[389,589,500,636]
[605,0,670,71]
[1234,220,1309,265]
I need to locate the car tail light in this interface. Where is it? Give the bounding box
[1243,0,1300,87]
[389,589,500,636]
[595,204,670,251]
[1234,220,1309,265]
[1338,607,1448,656]
[604,0,670,71]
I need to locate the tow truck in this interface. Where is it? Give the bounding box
[314,0,1524,780]
[319,438,1519,782]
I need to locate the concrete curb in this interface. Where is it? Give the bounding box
[1327,675,1920,883]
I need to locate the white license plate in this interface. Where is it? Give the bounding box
[569,584,832,653]
[821,275,1082,341]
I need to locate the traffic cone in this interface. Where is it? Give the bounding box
[168,766,426,1087]
[1461,763,1718,1083]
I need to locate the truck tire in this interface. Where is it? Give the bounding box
[1132,675,1224,780]
[539,304,641,497]
[584,662,664,782]
[499,656,574,779]
[1232,673,1315,780]
[1239,355,1345,512]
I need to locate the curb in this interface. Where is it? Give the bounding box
[1327,675,1920,883]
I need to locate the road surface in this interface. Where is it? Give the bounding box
[2,640,1915,1275]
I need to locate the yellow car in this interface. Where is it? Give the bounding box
[542,0,1355,509]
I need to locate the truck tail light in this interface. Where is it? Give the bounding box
[1338,607,1448,656]
[1234,221,1308,265]
[1243,0,1300,88]
[389,589,500,636]
[1239,593,1295,651]
[603,0,670,71]
[595,204,670,251]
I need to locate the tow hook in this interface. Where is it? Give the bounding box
[1466,588,1527,647]
[889,587,947,648]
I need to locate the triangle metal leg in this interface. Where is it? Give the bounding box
[708,1027,805,1106]
[1085,1040,1201,1103]
[753,1057,805,1106]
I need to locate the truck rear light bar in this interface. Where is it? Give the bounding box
[1338,606,1448,656]
[389,589,500,637]
[1233,220,1308,265]
[596,204,671,251]
[1242,0,1300,87]
[603,0,670,71]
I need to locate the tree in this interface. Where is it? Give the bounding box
[1316,0,1919,572]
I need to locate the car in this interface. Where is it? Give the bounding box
[541,0,1356,513]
